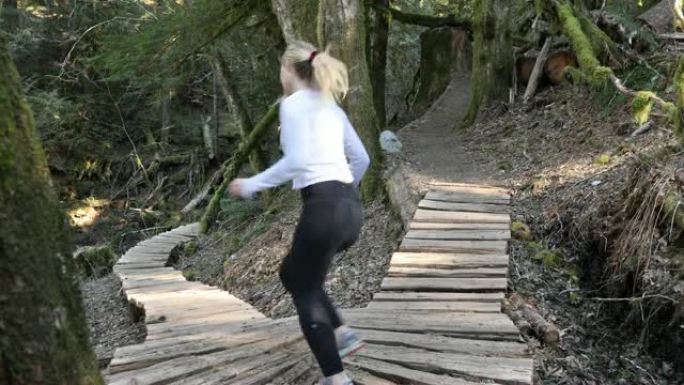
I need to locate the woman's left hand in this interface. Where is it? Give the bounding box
[228,178,247,198]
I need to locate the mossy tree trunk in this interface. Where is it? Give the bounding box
[270,0,383,198]
[463,0,513,126]
[322,0,382,198]
[0,39,103,385]
[371,0,389,129]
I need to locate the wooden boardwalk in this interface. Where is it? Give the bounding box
[105,183,534,385]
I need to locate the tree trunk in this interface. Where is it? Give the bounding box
[1,0,18,32]
[322,0,382,197]
[0,39,103,385]
[271,0,383,198]
[371,0,389,129]
[160,91,171,145]
[463,0,514,126]
[270,0,323,45]
[208,54,267,171]
[371,4,470,30]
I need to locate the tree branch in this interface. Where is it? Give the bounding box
[371,4,471,30]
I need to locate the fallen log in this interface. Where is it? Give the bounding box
[508,293,560,347]
[523,37,552,102]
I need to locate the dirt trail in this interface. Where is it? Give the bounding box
[398,74,501,185]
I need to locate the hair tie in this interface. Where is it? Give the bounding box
[308,50,318,63]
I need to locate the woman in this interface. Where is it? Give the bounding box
[228,41,370,385]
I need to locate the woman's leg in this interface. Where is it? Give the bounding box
[279,202,345,377]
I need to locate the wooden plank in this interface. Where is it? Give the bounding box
[388,266,507,278]
[372,292,504,303]
[355,345,533,385]
[345,356,491,385]
[269,357,316,385]
[413,209,510,224]
[358,329,529,358]
[428,183,510,197]
[428,181,508,191]
[425,190,510,205]
[347,367,399,385]
[366,300,500,313]
[106,333,301,384]
[343,310,520,340]
[109,326,298,374]
[381,277,507,292]
[228,355,303,385]
[410,221,510,230]
[390,252,508,269]
[419,199,511,214]
[400,239,508,254]
[405,229,510,240]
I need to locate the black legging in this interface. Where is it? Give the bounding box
[279,180,363,377]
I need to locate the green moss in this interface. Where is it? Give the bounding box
[595,153,612,166]
[183,270,198,281]
[632,91,654,125]
[74,245,117,277]
[511,221,531,241]
[528,241,564,269]
[183,241,198,256]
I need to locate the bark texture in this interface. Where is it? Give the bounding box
[271,0,383,198]
[371,0,389,129]
[0,39,103,385]
[463,0,514,126]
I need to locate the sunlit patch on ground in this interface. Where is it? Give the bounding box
[67,197,110,228]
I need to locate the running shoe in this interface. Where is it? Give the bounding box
[318,378,354,385]
[337,328,366,358]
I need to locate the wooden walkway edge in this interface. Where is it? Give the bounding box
[105,183,534,385]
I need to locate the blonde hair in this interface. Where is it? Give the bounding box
[281,40,349,102]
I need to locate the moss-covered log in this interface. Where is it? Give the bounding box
[199,102,279,233]
[553,1,680,139]
[0,39,103,384]
[463,0,514,126]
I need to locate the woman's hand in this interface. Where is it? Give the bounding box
[228,178,247,199]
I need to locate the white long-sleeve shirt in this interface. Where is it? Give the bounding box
[241,89,370,198]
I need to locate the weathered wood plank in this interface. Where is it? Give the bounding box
[381,277,507,292]
[410,221,510,230]
[106,334,301,384]
[406,229,511,240]
[347,367,399,385]
[414,209,510,224]
[419,199,511,214]
[358,329,529,358]
[372,291,505,303]
[390,252,509,269]
[428,183,510,197]
[400,239,508,254]
[345,356,492,385]
[343,309,520,339]
[356,345,533,385]
[366,300,500,313]
[388,266,507,278]
[425,190,510,205]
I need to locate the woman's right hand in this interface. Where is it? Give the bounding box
[228,179,247,199]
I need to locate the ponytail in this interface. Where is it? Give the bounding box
[281,41,349,102]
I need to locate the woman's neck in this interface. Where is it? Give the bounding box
[285,78,312,96]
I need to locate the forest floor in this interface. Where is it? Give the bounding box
[404,76,682,384]
[78,65,684,383]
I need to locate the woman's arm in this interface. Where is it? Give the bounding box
[341,112,370,186]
